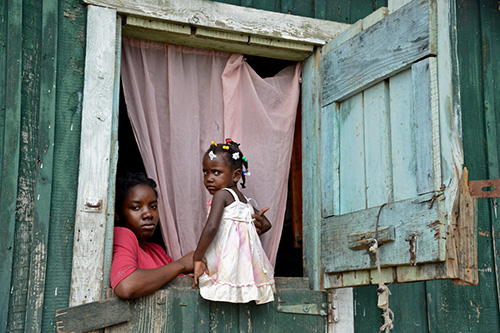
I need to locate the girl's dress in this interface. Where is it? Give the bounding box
[198,188,275,304]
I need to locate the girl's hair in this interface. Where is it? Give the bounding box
[205,138,249,188]
[115,172,158,215]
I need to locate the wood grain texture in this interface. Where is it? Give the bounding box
[389,69,418,202]
[25,0,58,331]
[322,192,441,273]
[0,0,22,329]
[320,103,336,218]
[70,5,117,306]
[56,298,131,333]
[412,57,439,194]
[83,0,349,45]
[322,0,437,104]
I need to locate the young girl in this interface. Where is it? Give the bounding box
[192,139,275,304]
[111,172,194,299]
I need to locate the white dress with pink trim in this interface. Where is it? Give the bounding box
[198,188,275,304]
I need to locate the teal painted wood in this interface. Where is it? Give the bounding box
[320,103,336,218]
[6,0,42,330]
[322,192,440,273]
[364,81,392,207]
[301,49,322,290]
[25,1,58,331]
[40,1,86,331]
[412,58,437,195]
[0,0,6,182]
[0,0,23,330]
[389,69,418,202]
[339,93,365,214]
[321,0,436,105]
[106,278,325,332]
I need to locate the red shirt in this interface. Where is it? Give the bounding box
[110,227,173,289]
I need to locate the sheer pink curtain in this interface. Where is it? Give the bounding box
[121,37,301,265]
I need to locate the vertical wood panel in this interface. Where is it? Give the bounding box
[320,103,336,217]
[389,69,417,201]
[339,92,365,214]
[70,5,116,306]
[0,0,22,329]
[41,1,86,330]
[301,49,322,290]
[412,58,438,194]
[24,1,58,331]
[363,80,393,208]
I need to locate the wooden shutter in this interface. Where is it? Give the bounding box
[317,0,477,288]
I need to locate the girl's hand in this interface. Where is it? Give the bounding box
[252,207,270,235]
[192,260,208,288]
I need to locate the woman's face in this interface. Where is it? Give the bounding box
[119,184,159,244]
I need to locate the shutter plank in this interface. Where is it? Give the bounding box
[389,69,418,202]
[364,81,393,207]
[322,192,441,273]
[339,92,366,214]
[412,57,440,194]
[322,0,436,105]
[320,103,338,217]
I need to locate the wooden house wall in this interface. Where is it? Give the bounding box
[1,0,498,332]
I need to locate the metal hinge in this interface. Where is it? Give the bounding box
[277,301,327,316]
[469,179,500,198]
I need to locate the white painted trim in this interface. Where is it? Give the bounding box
[70,5,117,305]
[83,0,348,46]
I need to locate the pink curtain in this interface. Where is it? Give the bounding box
[121,37,301,265]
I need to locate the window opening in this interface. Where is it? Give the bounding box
[116,54,303,276]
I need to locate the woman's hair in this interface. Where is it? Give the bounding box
[205,138,249,188]
[115,172,158,215]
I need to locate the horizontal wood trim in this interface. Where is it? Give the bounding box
[321,0,437,105]
[55,298,131,333]
[122,16,315,61]
[321,192,444,273]
[84,0,349,46]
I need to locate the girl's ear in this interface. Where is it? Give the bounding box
[232,168,242,183]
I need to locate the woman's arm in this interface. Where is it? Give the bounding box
[114,251,194,299]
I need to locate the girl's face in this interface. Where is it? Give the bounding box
[203,153,240,195]
[118,184,159,245]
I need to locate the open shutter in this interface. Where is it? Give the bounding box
[318,0,477,288]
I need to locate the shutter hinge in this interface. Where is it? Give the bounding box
[277,301,327,316]
[469,179,500,198]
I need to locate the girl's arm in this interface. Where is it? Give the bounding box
[192,190,231,285]
[114,251,194,299]
[253,207,271,235]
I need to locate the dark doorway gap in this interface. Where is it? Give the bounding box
[117,55,303,277]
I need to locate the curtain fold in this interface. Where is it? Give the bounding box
[121,37,300,265]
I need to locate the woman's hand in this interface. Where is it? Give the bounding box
[192,260,209,288]
[253,207,271,235]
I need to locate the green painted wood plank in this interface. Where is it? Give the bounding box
[339,92,365,213]
[6,0,42,331]
[363,80,392,207]
[55,298,131,333]
[412,58,439,194]
[0,0,23,330]
[323,192,441,273]
[389,69,418,202]
[322,0,436,104]
[426,1,500,331]
[41,1,86,330]
[24,1,58,331]
[301,49,322,290]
